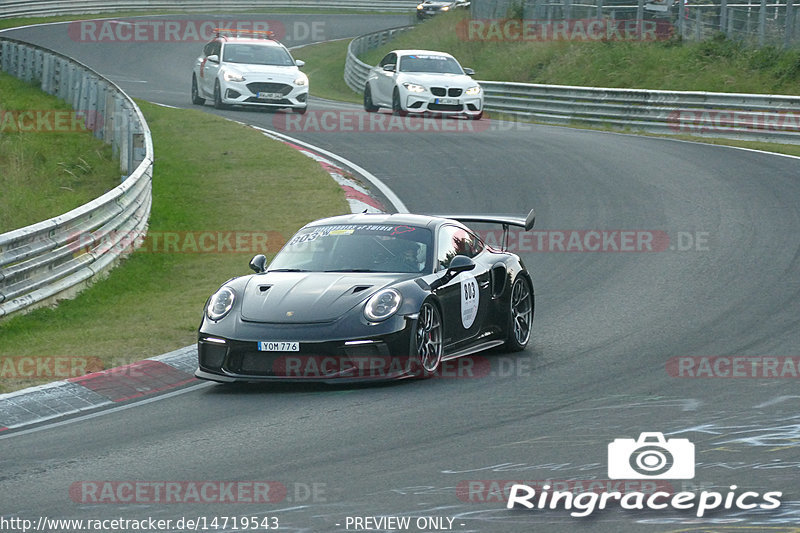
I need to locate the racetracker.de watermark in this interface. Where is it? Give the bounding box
[272,111,493,133]
[0,356,104,379]
[475,229,710,252]
[456,18,675,42]
[68,230,285,255]
[0,110,102,133]
[668,110,800,134]
[667,356,800,378]
[457,479,673,502]
[69,481,287,504]
[270,355,530,379]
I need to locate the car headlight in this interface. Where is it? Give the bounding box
[223,71,245,82]
[206,287,236,321]
[441,5,450,10]
[417,4,424,9]
[465,85,482,95]
[364,288,402,322]
[402,82,426,93]
[294,75,308,86]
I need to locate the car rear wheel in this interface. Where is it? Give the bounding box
[392,89,407,117]
[505,276,533,351]
[191,75,205,105]
[411,300,442,377]
[364,85,378,112]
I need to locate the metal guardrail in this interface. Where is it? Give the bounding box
[0,0,415,19]
[0,37,153,318]
[345,26,800,144]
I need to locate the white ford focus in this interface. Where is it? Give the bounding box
[363,50,483,120]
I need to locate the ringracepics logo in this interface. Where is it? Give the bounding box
[506,432,782,517]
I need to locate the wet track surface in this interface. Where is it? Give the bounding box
[2,14,800,532]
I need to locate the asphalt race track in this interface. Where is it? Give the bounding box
[2,13,800,532]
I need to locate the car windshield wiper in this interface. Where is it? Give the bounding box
[268,268,309,272]
[324,268,383,273]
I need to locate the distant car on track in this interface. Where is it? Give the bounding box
[416,0,470,20]
[191,28,308,113]
[196,211,535,383]
[363,49,483,120]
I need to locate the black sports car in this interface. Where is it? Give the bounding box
[196,211,534,382]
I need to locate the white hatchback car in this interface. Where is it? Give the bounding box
[191,29,308,113]
[363,49,483,120]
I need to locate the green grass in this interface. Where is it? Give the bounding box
[293,39,362,105]
[0,100,348,393]
[0,72,120,232]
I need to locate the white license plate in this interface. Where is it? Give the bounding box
[257,92,283,100]
[436,98,459,105]
[258,341,299,352]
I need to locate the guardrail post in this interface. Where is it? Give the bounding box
[678,0,685,38]
[720,0,728,32]
[759,0,766,46]
[637,0,644,29]
[786,0,796,48]
[695,8,702,40]
[596,0,603,19]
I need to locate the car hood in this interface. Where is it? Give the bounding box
[397,72,476,89]
[228,64,300,81]
[239,272,401,323]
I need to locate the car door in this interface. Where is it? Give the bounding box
[433,224,491,351]
[372,52,398,105]
[200,40,221,96]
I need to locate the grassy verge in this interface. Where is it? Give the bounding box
[0,101,348,393]
[293,39,362,105]
[0,72,120,232]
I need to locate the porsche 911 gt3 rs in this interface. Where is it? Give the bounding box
[196,211,534,382]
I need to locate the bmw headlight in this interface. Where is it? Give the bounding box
[465,85,482,95]
[403,82,426,93]
[223,71,245,82]
[207,287,236,321]
[364,288,402,322]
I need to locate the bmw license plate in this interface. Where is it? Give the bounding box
[436,98,459,105]
[257,92,283,100]
[258,341,300,352]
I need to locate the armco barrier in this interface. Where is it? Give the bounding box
[345,26,800,144]
[0,0,414,18]
[0,37,153,318]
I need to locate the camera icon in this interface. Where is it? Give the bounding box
[608,432,695,479]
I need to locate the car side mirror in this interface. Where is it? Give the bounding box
[382,64,396,72]
[206,54,220,64]
[249,254,268,273]
[463,67,475,76]
[295,59,305,67]
[429,255,476,290]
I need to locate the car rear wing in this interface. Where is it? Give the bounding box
[432,209,535,251]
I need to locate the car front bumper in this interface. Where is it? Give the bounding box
[401,90,483,117]
[196,317,419,382]
[220,78,308,109]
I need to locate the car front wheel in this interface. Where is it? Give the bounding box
[411,300,442,377]
[191,75,205,105]
[213,81,228,110]
[364,85,379,112]
[505,276,533,351]
[392,89,408,117]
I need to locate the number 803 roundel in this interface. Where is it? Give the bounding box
[196,211,535,383]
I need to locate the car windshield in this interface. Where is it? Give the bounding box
[398,54,463,74]
[222,43,294,66]
[269,224,433,274]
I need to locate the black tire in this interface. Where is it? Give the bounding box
[392,88,407,117]
[213,81,228,110]
[364,85,378,112]
[409,300,443,377]
[504,276,533,352]
[296,106,307,115]
[471,111,483,121]
[191,75,205,105]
